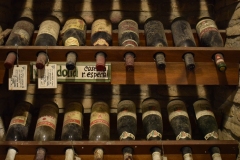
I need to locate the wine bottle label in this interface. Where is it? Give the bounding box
[36,115,57,130]
[38,20,60,41]
[193,100,215,119]
[14,29,30,41]
[90,111,109,127]
[196,19,218,38]
[93,38,109,46]
[65,37,79,46]
[142,110,162,120]
[121,39,138,47]
[63,111,82,127]
[152,151,161,160]
[61,19,86,34]
[91,19,112,36]
[212,153,222,160]
[183,153,193,160]
[120,131,135,140]
[9,112,28,126]
[204,131,219,140]
[117,111,136,120]
[176,131,191,140]
[146,130,162,140]
[167,101,189,121]
[118,20,139,38]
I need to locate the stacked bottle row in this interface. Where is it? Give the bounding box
[3,15,226,73]
[2,98,222,160]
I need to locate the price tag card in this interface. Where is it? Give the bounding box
[38,64,57,89]
[8,65,27,90]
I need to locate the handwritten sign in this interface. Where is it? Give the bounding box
[30,62,111,83]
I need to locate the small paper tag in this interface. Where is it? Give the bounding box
[8,65,27,90]
[38,64,57,89]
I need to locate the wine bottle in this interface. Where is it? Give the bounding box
[61,102,83,160]
[141,98,163,160]
[144,18,168,70]
[89,101,110,160]
[118,19,139,72]
[193,99,222,160]
[33,102,59,160]
[196,17,226,72]
[5,101,33,160]
[167,99,193,160]
[34,16,60,69]
[171,17,196,71]
[117,100,137,160]
[91,19,112,71]
[61,17,87,70]
[4,17,34,69]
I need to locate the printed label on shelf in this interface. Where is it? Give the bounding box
[8,65,27,90]
[37,64,57,89]
[30,62,111,83]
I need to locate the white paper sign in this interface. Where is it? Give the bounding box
[38,64,57,89]
[8,65,27,90]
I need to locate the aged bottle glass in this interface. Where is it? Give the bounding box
[34,16,60,69]
[4,17,34,69]
[196,17,226,72]
[33,102,59,160]
[167,99,193,160]
[91,19,112,71]
[61,17,87,70]
[5,101,33,160]
[117,100,137,160]
[89,101,110,160]
[118,19,139,72]
[193,99,222,160]
[144,18,168,70]
[171,17,196,71]
[0,116,5,140]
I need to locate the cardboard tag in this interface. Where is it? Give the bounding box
[38,64,57,89]
[8,65,27,90]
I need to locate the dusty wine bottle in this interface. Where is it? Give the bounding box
[33,102,59,160]
[34,16,60,69]
[61,17,87,70]
[89,101,110,160]
[144,18,168,70]
[196,17,226,72]
[117,100,137,160]
[142,98,163,160]
[4,17,34,69]
[193,99,222,160]
[167,99,193,160]
[171,17,196,71]
[61,102,83,160]
[5,101,33,160]
[91,19,112,71]
[118,19,139,72]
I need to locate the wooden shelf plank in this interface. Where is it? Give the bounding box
[0,61,238,85]
[111,62,239,85]
[0,46,239,63]
[0,140,237,155]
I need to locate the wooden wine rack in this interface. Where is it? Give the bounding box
[0,28,239,160]
[0,30,239,85]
